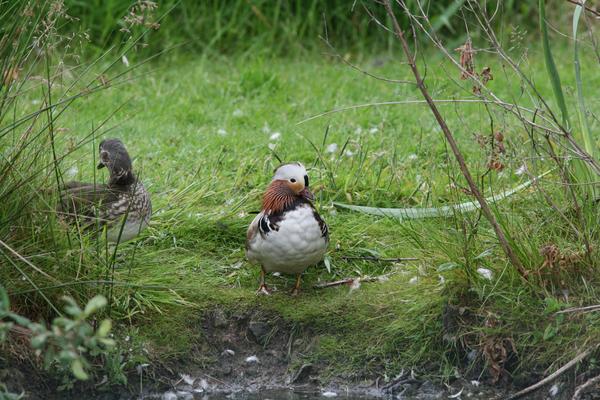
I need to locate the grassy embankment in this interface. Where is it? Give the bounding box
[4,37,599,386]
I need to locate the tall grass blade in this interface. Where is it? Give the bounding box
[333,171,551,220]
[571,0,598,199]
[539,0,570,129]
[572,2,595,159]
[430,0,467,33]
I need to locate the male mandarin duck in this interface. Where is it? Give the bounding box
[246,162,328,296]
[58,139,152,243]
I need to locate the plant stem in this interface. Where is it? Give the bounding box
[382,0,528,280]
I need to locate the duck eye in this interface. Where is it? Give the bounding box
[290,178,296,183]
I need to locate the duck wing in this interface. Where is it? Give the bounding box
[58,182,123,225]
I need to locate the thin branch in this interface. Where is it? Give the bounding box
[507,347,596,400]
[556,304,600,314]
[297,99,560,136]
[314,274,391,289]
[572,372,600,400]
[321,38,415,85]
[382,0,529,280]
[566,0,600,18]
[341,256,418,262]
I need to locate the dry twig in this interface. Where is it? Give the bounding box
[341,256,417,262]
[507,347,596,400]
[572,372,600,400]
[314,274,391,289]
[381,0,528,280]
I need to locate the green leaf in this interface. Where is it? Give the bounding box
[84,295,107,317]
[30,333,49,349]
[572,1,594,156]
[71,359,89,381]
[0,286,9,313]
[97,319,112,338]
[437,262,459,272]
[334,171,552,220]
[474,248,494,260]
[571,0,598,199]
[100,338,116,347]
[543,324,557,340]
[539,0,570,128]
[323,255,332,274]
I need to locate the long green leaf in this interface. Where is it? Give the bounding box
[572,1,596,158]
[572,1,598,199]
[333,171,552,220]
[540,0,570,128]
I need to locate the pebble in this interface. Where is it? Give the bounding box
[222,349,235,356]
[245,355,259,363]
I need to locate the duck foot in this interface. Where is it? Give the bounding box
[256,284,272,296]
[290,274,302,297]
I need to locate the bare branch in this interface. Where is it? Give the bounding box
[572,372,600,400]
[382,0,529,279]
[507,346,597,400]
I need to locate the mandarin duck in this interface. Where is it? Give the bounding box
[246,162,328,296]
[58,139,151,243]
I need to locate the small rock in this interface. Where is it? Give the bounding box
[322,391,337,397]
[222,349,235,356]
[245,355,259,363]
[213,309,228,328]
[248,321,271,345]
[548,384,560,396]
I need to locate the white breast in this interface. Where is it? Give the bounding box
[247,204,328,274]
[106,218,149,243]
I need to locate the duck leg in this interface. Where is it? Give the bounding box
[257,267,271,295]
[290,274,302,296]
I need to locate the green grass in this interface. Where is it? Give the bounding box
[3,44,600,385]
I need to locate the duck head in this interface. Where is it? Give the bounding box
[271,162,313,201]
[97,139,135,185]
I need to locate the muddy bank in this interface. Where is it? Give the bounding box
[0,308,587,399]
